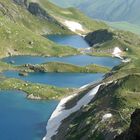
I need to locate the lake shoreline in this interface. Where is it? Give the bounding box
[42,80,109,140]
[0,33,125,140]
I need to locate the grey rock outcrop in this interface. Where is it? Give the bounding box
[28,2,65,29]
[85,29,114,46]
[114,109,140,140]
[13,0,27,7]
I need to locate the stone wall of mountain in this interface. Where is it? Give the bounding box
[85,29,114,46]
[114,109,140,140]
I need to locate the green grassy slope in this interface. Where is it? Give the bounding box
[53,47,140,139]
[57,74,140,140]
[0,0,108,100]
[108,22,140,35]
[0,0,107,58]
[0,0,81,58]
[0,60,110,73]
[49,0,140,26]
[85,29,140,58]
[0,0,71,34]
[19,62,110,73]
[52,26,140,139]
[49,0,140,35]
[0,16,79,58]
[30,0,107,32]
[0,77,74,99]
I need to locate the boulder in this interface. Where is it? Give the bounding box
[19,71,28,76]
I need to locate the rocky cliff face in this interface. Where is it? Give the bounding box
[28,2,65,29]
[114,109,140,140]
[28,2,51,20]
[13,0,27,7]
[85,29,114,46]
[51,74,140,140]
[13,1,66,29]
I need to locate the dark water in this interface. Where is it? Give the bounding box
[2,55,121,68]
[3,71,104,88]
[0,90,58,140]
[47,35,89,48]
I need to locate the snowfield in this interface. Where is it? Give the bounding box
[112,47,123,59]
[43,84,102,140]
[102,113,112,122]
[43,80,114,140]
[64,20,84,32]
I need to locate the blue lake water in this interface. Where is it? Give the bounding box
[0,90,58,140]
[2,55,121,68]
[47,35,89,48]
[0,34,121,140]
[3,71,104,88]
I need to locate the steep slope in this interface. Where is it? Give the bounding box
[28,0,107,34]
[114,109,140,140]
[85,28,140,58]
[0,0,80,58]
[45,27,140,139]
[49,0,140,26]
[0,16,78,58]
[52,74,140,140]
[1,0,70,34]
[0,0,108,58]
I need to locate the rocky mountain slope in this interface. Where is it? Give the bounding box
[51,74,140,140]
[0,0,106,58]
[49,0,140,26]
[46,28,140,140]
[0,0,72,58]
[115,109,140,140]
[49,63,140,140]
[1,1,140,140]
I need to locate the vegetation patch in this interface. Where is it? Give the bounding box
[0,77,74,100]
[22,62,110,73]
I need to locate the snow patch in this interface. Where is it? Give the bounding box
[64,20,84,32]
[102,113,112,122]
[43,84,102,140]
[112,47,123,59]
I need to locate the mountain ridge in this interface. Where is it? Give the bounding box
[49,0,140,26]
[0,0,107,58]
